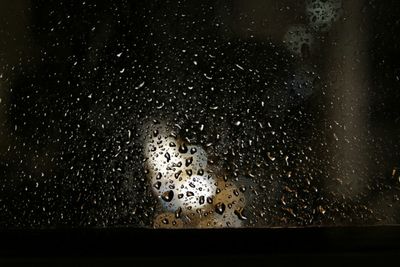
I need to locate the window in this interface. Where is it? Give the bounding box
[0,0,399,229]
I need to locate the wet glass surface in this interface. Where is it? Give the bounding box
[0,0,399,228]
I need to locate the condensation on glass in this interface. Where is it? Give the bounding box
[0,0,399,228]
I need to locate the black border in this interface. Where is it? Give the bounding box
[1,226,400,258]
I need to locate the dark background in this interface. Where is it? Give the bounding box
[0,0,400,263]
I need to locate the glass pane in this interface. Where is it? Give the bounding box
[0,0,399,228]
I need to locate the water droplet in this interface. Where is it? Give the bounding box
[215,202,226,215]
[135,81,145,89]
[165,152,171,162]
[233,189,240,197]
[153,181,161,190]
[169,142,176,147]
[161,190,174,202]
[199,196,205,205]
[235,64,244,70]
[174,170,182,179]
[185,157,193,167]
[234,208,248,220]
[267,152,276,161]
[204,73,212,80]
[179,143,188,153]
[175,207,182,218]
